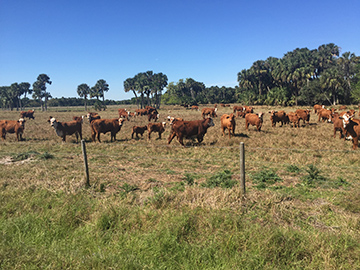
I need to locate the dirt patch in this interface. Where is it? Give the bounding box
[0,156,34,165]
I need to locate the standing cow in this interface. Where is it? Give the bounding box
[48,117,82,142]
[0,118,26,141]
[221,113,236,139]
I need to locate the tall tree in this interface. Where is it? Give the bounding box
[18,82,31,110]
[32,74,52,111]
[124,77,139,108]
[77,83,90,111]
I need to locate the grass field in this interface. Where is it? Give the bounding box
[1,104,360,269]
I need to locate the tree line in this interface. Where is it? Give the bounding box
[2,43,359,110]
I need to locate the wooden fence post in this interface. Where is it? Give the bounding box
[81,140,90,187]
[240,142,245,194]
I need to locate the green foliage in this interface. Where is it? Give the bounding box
[201,170,236,189]
[251,167,282,189]
[37,152,54,160]
[11,151,39,162]
[301,164,327,186]
[183,173,196,186]
[120,183,138,194]
[286,164,301,174]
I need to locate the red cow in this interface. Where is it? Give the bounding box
[317,109,332,122]
[341,113,360,150]
[87,112,101,123]
[330,113,345,139]
[48,117,82,142]
[295,109,310,125]
[233,105,243,113]
[201,108,217,119]
[191,105,199,111]
[147,122,166,139]
[0,118,26,141]
[118,108,129,121]
[72,116,84,123]
[131,125,147,139]
[221,113,236,139]
[148,112,159,122]
[90,118,125,142]
[245,112,264,131]
[167,116,184,125]
[313,104,324,114]
[243,106,254,114]
[287,112,300,128]
[167,118,215,146]
[20,110,35,119]
[269,110,287,127]
[135,108,148,116]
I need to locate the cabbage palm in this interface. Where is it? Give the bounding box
[77,83,90,111]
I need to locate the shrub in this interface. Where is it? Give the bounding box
[251,167,282,189]
[201,170,236,189]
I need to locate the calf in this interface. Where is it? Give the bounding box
[20,110,35,119]
[221,113,236,139]
[269,110,287,127]
[90,118,125,142]
[341,114,360,150]
[167,118,215,146]
[48,117,82,142]
[330,113,345,139]
[233,105,243,113]
[295,109,310,125]
[243,105,254,114]
[135,108,148,116]
[191,105,199,111]
[318,109,332,122]
[0,118,26,141]
[245,112,264,131]
[72,116,84,123]
[201,108,217,119]
[313,104,324,114]
[118,108,129,121]
[131,125,147,139]
[286,112,300,128]
[148,122,166,139]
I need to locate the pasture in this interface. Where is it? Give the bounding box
[1,104,360,269]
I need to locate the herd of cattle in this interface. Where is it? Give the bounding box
[1,104,360,149]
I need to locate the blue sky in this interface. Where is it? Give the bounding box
[1,0,359,101]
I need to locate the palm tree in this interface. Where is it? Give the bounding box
[18,82,31,110]
[77,83,90,111]
[320,68,344,105]
[124,77,139,108]
[33,74,52,111]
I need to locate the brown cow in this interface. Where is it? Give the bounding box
[0,118,26,141]
[87,112,101,123]
[48,117,82,142]
[118,108,129,120]
[20,110,35,119]
[148,112,159,122]
[221,113,236,139]
[233,105,243,113]
[191,105,199,111]
[243,106,254,114]
[131,125,147,139]
[147,122,166,139]
[330,113,345,139]
[313,104,324,114]
[341,113,360,150]
[339,105,347,110]
[287,112,300,128]
[72,116,84,123]
[135,108,148,116]
[90,118,125,142]
[167,118,215,146]
[145,106,158,115]
[317,109,332,122]
[295,109,310,125]
[201,108,217,119]
[269,110,287,127]
[245,112,264,131]
[167,116,184,125]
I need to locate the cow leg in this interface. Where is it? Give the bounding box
[91,132,96,142]
[62,135,66,142]
[167,131,176,144]
[97,133,101,143]
[75,132,79,142]
[148,131,151,139]
[353,137,359,150]
[158,132,162,139]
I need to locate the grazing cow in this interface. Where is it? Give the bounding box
[201,108,217,119]
[221,113,236,139]
[269,110,287,127]
[72,116,84,123]
[90,118,125,142]
[167,118,215,146]
[147,122,166,139]
[135,108,148,116]
[233,105,243,113]
[341,114,360,150]
[48,117,82,142]
[317,109,332,122]
[245,112,264,131]
[220,103,225,107]
[20,110,35,119]
[287,112,300,128]
[339,105,347,110]
[131,125,147,139]
[0,118,26,141]
[145,106,158,115]
[87,112,101,123]
[295,109,310,125]
[191,105,199,111]
[148,112,159,122]
[313,104,324,114]
[236,110,246,118]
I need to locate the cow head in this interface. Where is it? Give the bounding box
[258,112,264,120]
[162,122,167,128]
[118,118,125,126]
[18,118,26,127]
[206,118,215,127]
[48,117,58,129]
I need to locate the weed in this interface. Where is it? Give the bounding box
[301,164,327,186]
[286,164,301,174]
[251,167,282,189]
[37,152,54,160]
[11,151,39,162]
[183,173,196,186]
[121,183,138,193]
[201,169,236,189]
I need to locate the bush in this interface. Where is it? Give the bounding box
[201,170,236,189]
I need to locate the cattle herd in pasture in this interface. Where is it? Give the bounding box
[1,104,360,149]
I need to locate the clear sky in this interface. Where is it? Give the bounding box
[1,0,359,101]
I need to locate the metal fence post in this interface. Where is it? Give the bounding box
[81,140,90,187]
[240,142,245,194]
